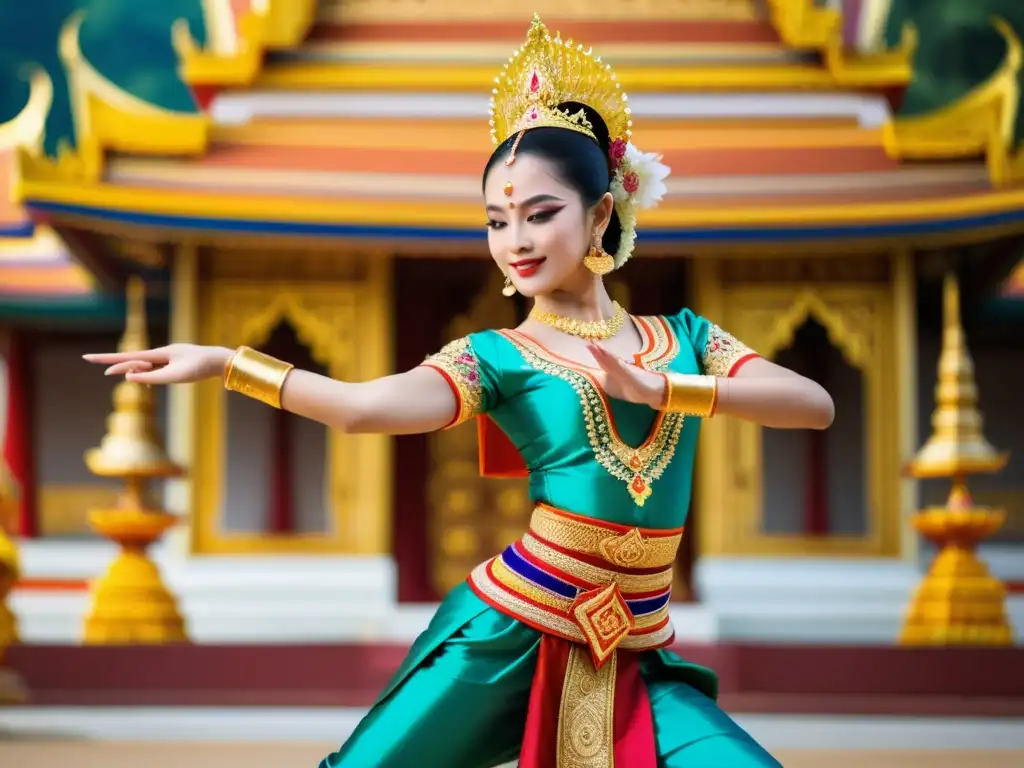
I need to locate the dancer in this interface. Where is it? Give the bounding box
[85,15,833,767]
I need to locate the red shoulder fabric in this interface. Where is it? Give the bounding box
[477,416,528,478]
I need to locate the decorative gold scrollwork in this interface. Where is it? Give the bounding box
[694,258,901,558]
[761,290,874,371]
[194,258,391,556]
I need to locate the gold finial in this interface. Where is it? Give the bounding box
[0,521,25,701]
[907,272,1008,478]
[85,278,181,479]
[118,276,148,354]
[0,460,24,701]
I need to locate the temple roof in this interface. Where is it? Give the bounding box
[0,150,33,238]
[4,0,1024,300]
[0,212,94,301]
[179,0,914,99]
[18,86,1022,254]
[0,76,95,307]
[81,112,997,248]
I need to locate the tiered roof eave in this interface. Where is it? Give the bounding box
[7,2,1024,280]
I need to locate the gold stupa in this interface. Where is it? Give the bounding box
[82,277,188,644]
[900,272,1013,646]
[0,502,26,702]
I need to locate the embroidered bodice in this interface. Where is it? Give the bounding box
[422,309,757,530]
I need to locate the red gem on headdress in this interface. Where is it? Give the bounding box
[530,72,540,92]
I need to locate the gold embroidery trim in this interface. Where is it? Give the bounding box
[469,560,676,650]
[634,315,679,373]
[530,506,681,569]
[488,556,669,630]
[420,336,485,426]
[490,556,571,611]
[519,534,673,593]
[572,583,635,667]
[702,322,757,378]
[557,645,616,768]
[499,329,686,506]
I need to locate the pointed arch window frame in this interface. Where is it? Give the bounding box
[696,281,901,558]
[192,269,392,556]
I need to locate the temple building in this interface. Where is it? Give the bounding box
[1,0,1023,671]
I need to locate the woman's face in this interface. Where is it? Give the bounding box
[483,153,609,298]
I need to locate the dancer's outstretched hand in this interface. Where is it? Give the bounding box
[83,344,233,385]
[587,342,665,409]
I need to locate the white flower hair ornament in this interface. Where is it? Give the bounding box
[608,140,672,268]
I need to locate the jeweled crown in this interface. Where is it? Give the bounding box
[489,14,632,147]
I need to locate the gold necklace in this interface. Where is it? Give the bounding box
[529,301,628,341]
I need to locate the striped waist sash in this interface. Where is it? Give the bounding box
[468,504,681,666]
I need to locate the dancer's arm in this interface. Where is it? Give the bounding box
[587,345,834,430]
[84,344,465,436]
[277,365,462,434]
[712,356,834,429]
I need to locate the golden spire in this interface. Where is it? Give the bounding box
[85,277,181,480]
[118,275,149,353]
[81,276,187,644]
[900,271,1013,646]
[0,523,25,700]
[908,272,1008,479]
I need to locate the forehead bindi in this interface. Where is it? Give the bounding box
[486,155,573,206]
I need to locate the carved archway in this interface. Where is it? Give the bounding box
[225,288,356,375]
[193,268,391,556]
[763,290,873,371]
[695,275,900,560]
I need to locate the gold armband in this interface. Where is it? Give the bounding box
[223,346,295,409]
[660,373,718,418]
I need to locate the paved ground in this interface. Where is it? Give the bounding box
[4,707,1024,766]
[1,743,1023,767]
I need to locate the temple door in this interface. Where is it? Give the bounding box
[392,258,526,601]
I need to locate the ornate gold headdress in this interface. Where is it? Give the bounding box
[489,14,631,147]
[488,14,670,269]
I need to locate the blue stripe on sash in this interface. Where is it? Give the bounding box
[500,545,578,599]
[629,593,671,616]
[500,544,673,617]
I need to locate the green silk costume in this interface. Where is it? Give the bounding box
[320,310,780,768]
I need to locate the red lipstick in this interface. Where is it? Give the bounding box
[509,257,546,277]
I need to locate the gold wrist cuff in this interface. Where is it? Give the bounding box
[660,373,718,418]
[223,346,295,409]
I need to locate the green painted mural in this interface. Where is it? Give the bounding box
[0,1,205,155]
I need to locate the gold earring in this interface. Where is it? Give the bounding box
[583,240,615,276]
[502,276,517,297]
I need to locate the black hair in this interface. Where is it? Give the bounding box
[482,102,623,257]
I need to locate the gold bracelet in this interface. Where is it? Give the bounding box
[660,373,718,418]
[223,346,295,409]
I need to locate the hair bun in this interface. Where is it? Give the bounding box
[557,101,612,154]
